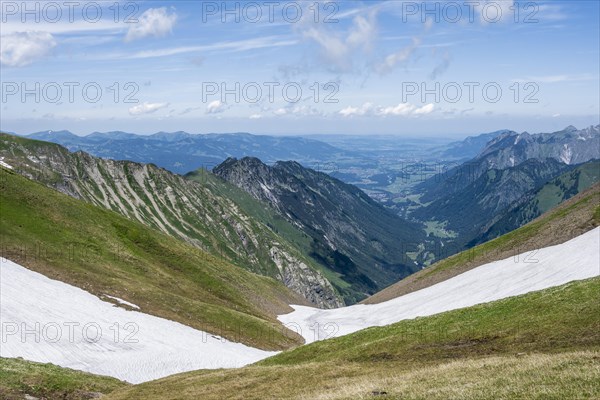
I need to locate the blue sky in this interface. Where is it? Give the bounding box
[1,0,598,136]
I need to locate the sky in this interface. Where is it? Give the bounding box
[1,0,599,137]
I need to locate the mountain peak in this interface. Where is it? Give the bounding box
[564,125,578,132]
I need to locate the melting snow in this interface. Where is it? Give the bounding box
[0,259,276,383]
[0,157,13,170]
[2,228,598,383]
[560,144,573,164]
[279,227,600,344]
[103,295,140,310]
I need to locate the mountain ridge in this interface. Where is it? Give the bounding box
[214,156,427,303]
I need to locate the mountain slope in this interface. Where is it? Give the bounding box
[0,133,342,308]
[413,158,575,245]
[106,277,600,399]
[477,124,599,168]
[417,125,599,202]
[214,157,426,303]
[0,167,305,350]
[366,182,600,304]
[0,357,127,400]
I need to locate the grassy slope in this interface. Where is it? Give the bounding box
[0,358,127,400]
[0,167,304,350]
[0,132,341,308]
[107,277,600,399]
[364,182,600,304]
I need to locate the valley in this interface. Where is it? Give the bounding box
[2,2,599,397]
[1,125,599,399]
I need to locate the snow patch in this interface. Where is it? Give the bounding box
[103,294,140,310]
[560,144,573,164]
[279,227,600,344]
[0,259,276,383]
[0,157,13,169]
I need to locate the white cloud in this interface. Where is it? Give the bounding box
[339,102,373,117]
[115,36,297,60]
[299,10,378,72]
[179,106,202,115]
[338,102,434,117]
[273,108,288,116]
[125,7,177,42]
[249,114,262,119]
[414,103,435,115]
[0,31,57,67]
[429,51,452,79]
[206,100,226,114]
[128,102,169,116]
[376,37,421,74]
[378,103,416,116]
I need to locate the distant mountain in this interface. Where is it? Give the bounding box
[86,131,140,141]
[418,125,600,202]
[413,158,575,250]
[411,125,600,252]
[214,157,426,303]
[0,133,343,308]
[27,129,81,143]
[475,160,600,244]
[440,129,510,160]
[21,130,348,174]
[477,125,599,168]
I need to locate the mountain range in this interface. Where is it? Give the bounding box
[23,130,348,175]
[412,125,600,251]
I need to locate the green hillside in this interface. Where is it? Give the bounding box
[0,132,342,308]
[0,167,304,350]
[0,358,127,400]
[106,277,600,399]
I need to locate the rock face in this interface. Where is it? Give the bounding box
[0,133,343,309]
[477,125,600,168]
[214,157,425,304]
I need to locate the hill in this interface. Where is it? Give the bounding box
[0,357,127,400]
[475,160,600,244]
